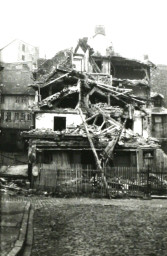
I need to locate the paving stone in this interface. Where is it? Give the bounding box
[2,196,167,255]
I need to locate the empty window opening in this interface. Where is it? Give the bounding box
[123,118,133,130]
[56,93,79,109]
[94,60,102,71]
[54,116,66,131]
[89,92,107,105]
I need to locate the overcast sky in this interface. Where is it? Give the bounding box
[1,0,167,64]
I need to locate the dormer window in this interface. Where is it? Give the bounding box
[154,97,162,107]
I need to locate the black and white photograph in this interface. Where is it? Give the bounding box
[1,0,167,255]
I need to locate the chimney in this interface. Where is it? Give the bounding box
[95,25,106,36]
[144,54,149,60]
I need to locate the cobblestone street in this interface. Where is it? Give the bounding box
[2,196,167,255]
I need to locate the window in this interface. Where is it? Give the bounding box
[27,113,32,120]
[1,111,4,120]
[22,44,25,52]
[16,97,20,103]
[15,112,19,121]
[20,112,25,121]
[0,96,4,104]
[22,55,25,61]
[94,60,102,71]
[6,112,11,121]
[154,116,162,123]
[22,96,27,103]
[54,116,66,131]
[154,98,162,107]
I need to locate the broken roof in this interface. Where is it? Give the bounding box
[22,113,159,151]
[151,92,164,99]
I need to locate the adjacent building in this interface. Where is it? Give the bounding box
[0,39,39,70]
[151,92,167,153]
[0,40,39,164]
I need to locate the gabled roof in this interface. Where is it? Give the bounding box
[0,39,17,51]
[151,92,164,99]
[0,39,38,51]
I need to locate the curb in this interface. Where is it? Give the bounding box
[7,202,31,256]
[22,208,34,256]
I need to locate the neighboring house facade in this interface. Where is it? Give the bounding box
[0,62,35,153]
[0,39,39,70]
[0,40,39,164]
[151,92,167,153]
[151,64,167,107]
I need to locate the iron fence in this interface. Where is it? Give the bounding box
[32,164,167,197]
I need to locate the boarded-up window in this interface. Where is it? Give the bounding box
[54,116,66,131]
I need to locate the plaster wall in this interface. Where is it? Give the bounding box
[0,40,19,63]
[133,110,143,136]
[35,112,85,130]
[0,39,39,68]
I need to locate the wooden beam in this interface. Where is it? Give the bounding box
[45,73,69,86]
[78,107,110,197]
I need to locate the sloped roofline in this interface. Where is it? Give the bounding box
[0,38,38,51]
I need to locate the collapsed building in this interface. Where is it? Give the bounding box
[22,29,167,194]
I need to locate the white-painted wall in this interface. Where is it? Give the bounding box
[0,39,39,67]
[133,110,143,136]
[89,34,111,56]
[73,47,89,72]
[35,112,85,130]
[0,40,19,63]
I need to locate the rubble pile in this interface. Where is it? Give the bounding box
[22,104,159,160]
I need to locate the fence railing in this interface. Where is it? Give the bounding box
[32,164,167,197]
